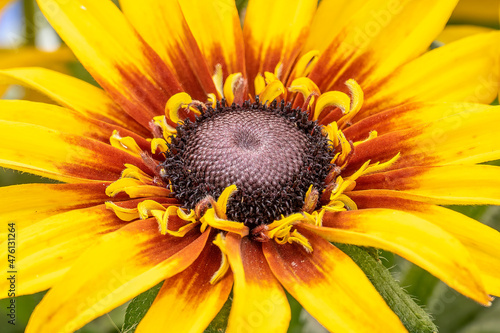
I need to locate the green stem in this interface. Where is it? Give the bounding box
[23,0,36,46]
[335,244,438,333]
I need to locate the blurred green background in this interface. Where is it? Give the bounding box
[1,0,499,332]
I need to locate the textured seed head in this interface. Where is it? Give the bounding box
[161,99,334,227]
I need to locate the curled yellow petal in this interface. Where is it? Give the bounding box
[104,202,140,221]
[314,91,350,120]
[259,80,285,103]
[109,130,143,156]
[223,72,243,105]
[166,92,192,124]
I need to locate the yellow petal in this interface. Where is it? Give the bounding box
[0,100,149,146]
[308,0,458,93]
[225,234,291,333]
[360,31,500,118]
[37,0,183,128]
[355,165,500,205]
[437,25,495,44]
[450,0,500,26]
[344,101,491,142]
[137,232,233,333]
[302,209,490,305]
[120,0,216,99]
[243,0,317,90]
[26,220,209,333]
[179,0,245,79]
[0,47,74,71]
[300,0,369,55]
[0,67,146,135]
[0,0,13,12]
[0,182,111,237]
[0,120,146,182]
[350,192,500,296]
[347,105,500,172]
[0,204,126,296]
[263,230,407,332]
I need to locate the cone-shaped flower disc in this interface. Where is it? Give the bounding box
[1,0,500,332]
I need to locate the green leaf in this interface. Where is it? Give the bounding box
[204,295,232,333]
[235,0,248,12]
[336,244,438,333]
[122,282,163,333]
[286,292,306,333]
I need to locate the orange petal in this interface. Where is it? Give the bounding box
[37,0,183,128]
[300,0,370,55]
[350,191,500,296]
[243,0,317,90]
[225,234,291,333]
[137,231,233,332]
[302,209,490,305]
[120,0,216,99]
[344,101,491,142]
[263,230,407,332]
[0,120,147,182]
[0,204,127,296]
[0,100,149,147]
[308,0,458,93]
[359,31,500,119]
[26,220,209,333]
[0,67,146,135]
[346,105,500,172]
[355,165,500,205]
[0,182,112,236]
[179,0,245,79]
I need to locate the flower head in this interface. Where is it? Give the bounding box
[1,0,500,332]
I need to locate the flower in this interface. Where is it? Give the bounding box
[1,0,500,332]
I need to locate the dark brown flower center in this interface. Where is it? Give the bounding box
[161,99,333,227]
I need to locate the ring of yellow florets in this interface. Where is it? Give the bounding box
[105,76,400,268]
[160,98,334,228]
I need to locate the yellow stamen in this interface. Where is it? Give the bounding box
[274,61,284,80]
[303,209,326,227]
[254,73,266,96]
[223,72,243,105]
[338,79,365,129]
[324,152,399,212]
[152,115,176,141]
[314,91,351,121]
[264,214,311,251]
[288,77,321,109]
[105,178,167,198]
[166,92,197,124]
[198,185,248,236]
[267,213,304,239]
[150,138,169,154]
[200,208,249,236]
[322,122,339,146]
[212,64,224,99]
[259,80,285,103]
[213,184,238,219]
[210,233,230,284]
[324,120,354,169]
[105,202,140,221]
[287,230,313,253]
[109,130,143,156]
[120,163,153,183]
[207,93,217,109]
[291,50,320,78]
[264,71,279,84]
[363,153,401,175]
[353,131,378,147]
[137,200,198,237]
